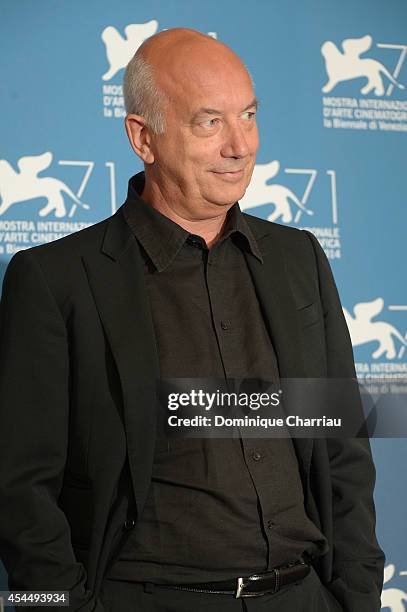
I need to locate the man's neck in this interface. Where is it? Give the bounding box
[140,177,231,248]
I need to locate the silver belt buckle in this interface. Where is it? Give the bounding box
[235,569,280,598]
[235,577,245,598]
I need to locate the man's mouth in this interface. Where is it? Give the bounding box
[211,168,245,180]
[213,168,245,174]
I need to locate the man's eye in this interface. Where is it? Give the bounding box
[242,111,256,120]
[201,118,219,128]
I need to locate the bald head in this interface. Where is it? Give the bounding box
[123,28,253,134]
[138,27,217,57]
[138,27,244,70]
[124,27,258,218]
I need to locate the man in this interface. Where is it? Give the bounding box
[0,28,384,612]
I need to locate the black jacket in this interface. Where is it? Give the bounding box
[0,199,385,611]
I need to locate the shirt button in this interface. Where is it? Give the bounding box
[123,519,136,530]
[267,520,275,530]
[188,236,203,248]
[251,450,262,461]
[220,320,230,330]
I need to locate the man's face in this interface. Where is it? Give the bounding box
[148,52,259,218]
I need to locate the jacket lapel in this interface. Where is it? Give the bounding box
[82,206,160,516]
[244,216,313,484]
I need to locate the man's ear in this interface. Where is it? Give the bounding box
[125,114,155,164]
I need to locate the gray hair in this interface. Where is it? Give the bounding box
[123,53,167,135]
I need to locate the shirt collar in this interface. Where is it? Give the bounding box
[122,171,263,272]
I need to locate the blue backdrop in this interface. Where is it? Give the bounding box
[1,1,406,609]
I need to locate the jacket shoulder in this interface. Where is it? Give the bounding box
[1,208,130,309]
[23,215,112,261]
[242,212,316,253]
[10,204,133,270]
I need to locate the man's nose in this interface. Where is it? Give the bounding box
[221,122,250,158]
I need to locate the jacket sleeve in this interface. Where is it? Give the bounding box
[0,249,104,612]
[304,230,385,612]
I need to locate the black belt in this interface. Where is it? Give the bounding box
[152,559,310,598]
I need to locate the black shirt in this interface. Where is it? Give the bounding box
[105,172,327,583]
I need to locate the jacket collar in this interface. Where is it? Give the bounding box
[101,172,263,265]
